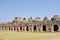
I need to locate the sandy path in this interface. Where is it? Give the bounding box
[50,36,60,40]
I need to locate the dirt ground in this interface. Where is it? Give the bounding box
[50,36,60,40]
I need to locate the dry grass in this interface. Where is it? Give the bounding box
[0,31,60,40]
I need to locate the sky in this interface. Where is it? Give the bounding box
[0,0,60,22]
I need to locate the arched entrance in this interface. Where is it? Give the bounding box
[54,25,59,32]
[43,25,46,32]
[20,26,22,31]
[34,26,36,32]
[9,27,10,31]
[17,28,19,31]
[26,26,28,31]
[14,27,16,31]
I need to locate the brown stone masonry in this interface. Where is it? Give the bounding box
[0,15,60,32]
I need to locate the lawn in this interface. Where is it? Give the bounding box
[0,31,60,40]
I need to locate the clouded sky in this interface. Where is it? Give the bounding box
[0,0,60,22]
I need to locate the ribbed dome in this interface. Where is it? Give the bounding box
[51,15,60,21]
[43,17,49,21]
[14,17,22,21]
[28,17,33,22]
[12,17,22,23]
[22,18,27,23]
[34,17,41,22]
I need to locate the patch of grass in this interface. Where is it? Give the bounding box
[0,31,60,40]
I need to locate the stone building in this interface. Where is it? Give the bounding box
[0,15,60,32]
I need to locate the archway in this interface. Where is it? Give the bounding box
[34,26,36,32]
[9,27,10,31]
[20,26,22,31]
[43,25,46,32]
[54,25,59,32]
[14,27,16,31]
[26,26,28,31]
[17,28,19,31]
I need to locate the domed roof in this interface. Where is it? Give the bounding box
[21,18,28,24]
[12,17,22,23]
[34,17,41,22]
[51,15,60,21]
[43,17,49,22]
[28,17,33,22]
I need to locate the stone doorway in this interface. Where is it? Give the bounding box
[26,26,28,31]
[20,26,22,31]
[34,26,36,32]
[54,25,59,32]
[43,25,46,32]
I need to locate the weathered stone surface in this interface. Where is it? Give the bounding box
[0,15,60,32]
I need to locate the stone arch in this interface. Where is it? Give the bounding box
[10,27,13,31]
[34,26,36,32]
[17,27,19,31]
[54,25,59,32]
[26,26,28,31]
[20,26,22,31]
[43,25,46,32]
[14,27,16,31]
[9,26,10,31]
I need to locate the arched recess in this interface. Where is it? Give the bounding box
[34,26,36,32]
[14,27,16,31]
[17,27,19,31]
[20,26,22,31]
[54,25,59,32]
[9,26,10,31]
[26,26,28,31]
[43,25,46,32]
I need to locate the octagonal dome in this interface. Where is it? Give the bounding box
[43,17,49,22]
[34,17,41,22]
[51,15,60,21]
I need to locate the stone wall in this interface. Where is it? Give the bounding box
[0,15,60,32]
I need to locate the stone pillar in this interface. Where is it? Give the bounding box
[9,27,11,31]
[3,27,5,31]
[5,27,6,31]
[16,27,17,31]
[18,26,20,31]
[0,27,2,31]
[36,26,39,32]
[58,25,60,32]
[20,26,22,31]
[30,27,32,32]
[28,27,30,32]
[14,27,16,31]
[7,27,9,31]
[10,27,12,31]
[38,27,40,32]
[40,25,43,32]
[10,26,12,31]
[18,27,20,31]
[8,27,10,31]
[24,26,26,31]
[22,27,23,31]
[1,27,3,31]
[2,27,3,31]
[31,27,33,32]
[46,26,49,32]
[51,25,54,32]
[12,27,14,31]
[14,27,15,31]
